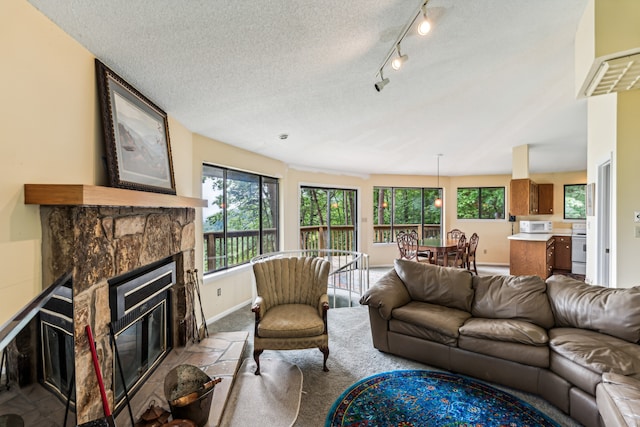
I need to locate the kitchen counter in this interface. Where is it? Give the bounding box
[508,231,572,241]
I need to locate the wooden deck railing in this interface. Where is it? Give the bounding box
[373,224,442,243]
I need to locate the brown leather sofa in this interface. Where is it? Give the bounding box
[360,259,640,427]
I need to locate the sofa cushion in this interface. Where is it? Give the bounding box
[472,275,554,329]
[459,318,548,346]
[547,274,640,343]
[458,336,549,368]
[394,259,474,312]
[597,372,640,427]
[390,301,471,346]
[549,328,640,377]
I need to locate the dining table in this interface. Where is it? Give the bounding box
[418,238,460,266]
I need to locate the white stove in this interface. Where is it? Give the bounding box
[571,223,587,275]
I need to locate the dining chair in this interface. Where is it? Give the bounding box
[439,228,464,264]
[466,233,479,275]
[410,230,432,262]
[447,229,464,240]
[447,234,468,269]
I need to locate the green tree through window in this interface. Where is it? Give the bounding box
[373,187,442,243]
[202,164,279,273]
[457,187,505,219]
[564,184,586,219]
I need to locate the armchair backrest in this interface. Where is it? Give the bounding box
[252,256,331,313]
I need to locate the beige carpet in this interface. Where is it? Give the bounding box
[219,358,302,427]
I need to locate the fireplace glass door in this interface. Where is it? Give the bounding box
[114,300,167,402]
[41,322,75,402]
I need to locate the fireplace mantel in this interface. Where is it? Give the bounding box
[24,184,207,208]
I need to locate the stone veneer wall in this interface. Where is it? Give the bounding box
[40,206,196,424]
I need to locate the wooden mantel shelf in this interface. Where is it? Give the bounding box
[24,184,207,208]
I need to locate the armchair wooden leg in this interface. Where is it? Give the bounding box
[253,349,264,375]
[319,346,329,372]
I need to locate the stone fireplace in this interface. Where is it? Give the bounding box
[40,203,198,424]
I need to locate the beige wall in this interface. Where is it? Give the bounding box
[615,91,640,287]
[576,0,640,288]
[0,0,195,325]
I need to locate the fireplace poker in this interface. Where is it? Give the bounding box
[109,322,135,427]
[85,325,117,427]
[190,269,208,338]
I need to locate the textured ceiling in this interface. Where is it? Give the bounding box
[28,0,590,176]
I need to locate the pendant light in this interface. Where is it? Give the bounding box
[434,154,443,208]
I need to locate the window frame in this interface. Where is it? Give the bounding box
[456,186,506,220]
[201,163,279,274]
[372,186,442,243]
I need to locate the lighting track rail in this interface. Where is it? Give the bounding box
[375,0,431,91]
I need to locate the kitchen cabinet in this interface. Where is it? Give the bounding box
[554,235,572,271]
[509,179,553,216]
[538,183,554,214]
[510,179,538,215]
[509,237,555,279]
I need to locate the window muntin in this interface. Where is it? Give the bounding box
[372,187,442,243]
[457,187,505,219]
[202,164,279,274]
[564,184,586,220]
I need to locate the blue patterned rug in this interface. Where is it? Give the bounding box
[325,370,560,427]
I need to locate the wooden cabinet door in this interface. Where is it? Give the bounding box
[554,236,572,270]
[538,184,554,214]
[510,179,531,216]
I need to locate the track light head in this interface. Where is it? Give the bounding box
[418,5,431,35]
[375,77,390,92]
[375,70,389,92]
[391,54,408,70]
[391,46,408,70]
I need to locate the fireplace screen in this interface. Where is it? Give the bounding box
[109,258,175,410]
[114,300,167,402]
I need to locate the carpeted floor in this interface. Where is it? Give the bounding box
[209,265,582,427]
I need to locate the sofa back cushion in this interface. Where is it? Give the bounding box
[471,275,555,329]
[394,259,474,312]
[546,275,640,343]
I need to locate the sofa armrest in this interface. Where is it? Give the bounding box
[359,269,411,320]
[597,372,640,427]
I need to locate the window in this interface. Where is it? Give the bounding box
[457,187,505,219]
[564,184,586,220]
[300,187,357,251]
[372,187,442,243]
[202,164,279,274]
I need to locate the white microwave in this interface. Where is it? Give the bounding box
[520,220,552,234]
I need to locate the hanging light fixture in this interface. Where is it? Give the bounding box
[434,154,443,208]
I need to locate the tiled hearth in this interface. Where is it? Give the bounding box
[0,331,247,426]
[115,331,248,427]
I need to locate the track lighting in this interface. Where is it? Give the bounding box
[391,46,408,71]
[418,5,431,35]
[374,70,390,92]
[373,0,432,91]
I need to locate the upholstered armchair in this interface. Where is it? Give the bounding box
[251,256,331,375]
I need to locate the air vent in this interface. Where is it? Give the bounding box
[582,48,640,97]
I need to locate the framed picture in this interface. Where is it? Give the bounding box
[586,182,595,216]
[95,59,176,195]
